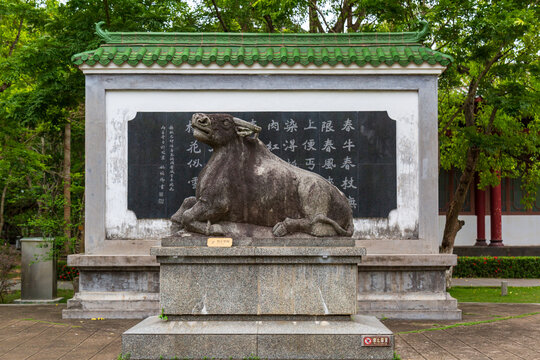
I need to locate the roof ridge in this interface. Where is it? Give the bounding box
[93,20,431,46]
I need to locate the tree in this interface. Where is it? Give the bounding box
[433,0,540,255]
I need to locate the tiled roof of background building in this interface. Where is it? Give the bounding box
[72,21,453,68]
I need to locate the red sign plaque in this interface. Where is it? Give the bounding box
[362,335,391,347]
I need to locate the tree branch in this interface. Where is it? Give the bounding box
[310,0,332,33]
[485,106,498,135]
[8,18,23,57]
[262,14,275,33]
[209,0,228,32]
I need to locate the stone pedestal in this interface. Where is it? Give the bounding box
[122,237,394,360]
[16,238,61,303]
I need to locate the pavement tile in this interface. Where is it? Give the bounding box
[421,330,491,360]
[0,322,52,356]
[399,333,458,360]
[0,303,539,360]
[0,324,71,360]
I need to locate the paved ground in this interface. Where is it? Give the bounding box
[452,278,540,287]
[0,303,539,360]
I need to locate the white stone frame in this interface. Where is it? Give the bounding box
[83,72,441,255]
[105,90,419,240]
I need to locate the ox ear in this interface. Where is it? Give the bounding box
[233,117,261,141]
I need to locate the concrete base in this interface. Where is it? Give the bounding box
[63,240,160,319]
[14,297,63,304]
[63,291,159,319]
[357,254,462,320]
[122,315,394,360]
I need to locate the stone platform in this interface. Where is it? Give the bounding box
[121,236,394,360]
[122,315,394,360]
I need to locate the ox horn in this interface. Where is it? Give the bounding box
[233,117,262,139]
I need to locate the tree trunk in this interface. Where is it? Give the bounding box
[441,147,479,254]
[0,175,10,240]
[309,0,318,33]
[103,0,111,27]
[63,121,71,254]
[440,146,479,288]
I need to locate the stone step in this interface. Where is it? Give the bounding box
[122,315,394,360]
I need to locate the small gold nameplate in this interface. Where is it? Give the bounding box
[207,238,233,247]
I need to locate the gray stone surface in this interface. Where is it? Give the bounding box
[160,263,357,316]
[20,238,57,300]
[357,256,462,320]
[122,316,394,360]
[162,235,356,247]
[79,270,159,292]
[63,291,159,319]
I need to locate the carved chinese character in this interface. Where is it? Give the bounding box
[266,141,279,151]
[321,120,335,132]
[322,158,336,170]
[302,139,316,151]
[268,119,279,131]
[185,122,193,133]
[321,138,336,152]
[341,177,357,190]
[342,139,355,152]
[283,139,298,152]
[341,118,355,132]
[188,177,198,190]
[326,176,334,185]
[340,156,356,170]
[303,119,317,130]
[305,158,316,170]
[284,119,298,132]
[347,196,357,209]
[286,158,297,166]
[187,159,203,168]
[187,141,201,154]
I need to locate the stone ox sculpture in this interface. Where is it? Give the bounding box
[171,113,354,237]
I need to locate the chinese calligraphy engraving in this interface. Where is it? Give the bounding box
[127,111,396,220]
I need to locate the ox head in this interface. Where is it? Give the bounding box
[191,113,262,147]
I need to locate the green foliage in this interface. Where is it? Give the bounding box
[454,256,540,278]
[0,0,538,255]
[0,244,18,302]
[158,307,168,321]
[57,260,79,281]
[449,286,540,303]
[435,0,540,206]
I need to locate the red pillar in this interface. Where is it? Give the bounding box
[489,178,504,246]
[474,174,487,246]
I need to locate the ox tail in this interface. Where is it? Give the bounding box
[313,214,354,237]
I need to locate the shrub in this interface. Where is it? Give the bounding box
[453,256,540,278]
[0,244,19,302]
[57,261,79,282]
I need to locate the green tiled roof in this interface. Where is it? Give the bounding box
[72,21,453,68]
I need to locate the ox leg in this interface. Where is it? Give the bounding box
[181,200,226,236]
[272,218,311,237]
[171,196,197,225]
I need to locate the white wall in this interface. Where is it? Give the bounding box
[105,90,420,240]
[438,215,540,246]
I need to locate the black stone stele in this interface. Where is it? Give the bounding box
[127,111,396,220]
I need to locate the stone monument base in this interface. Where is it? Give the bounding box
[122,315,394,360]
[121,236,394,359]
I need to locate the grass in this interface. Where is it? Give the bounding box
[0,289,74,304]
[397,311,539,335]
[449,286,540,303]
